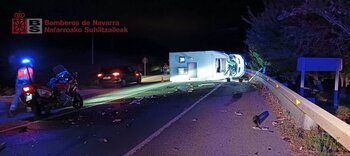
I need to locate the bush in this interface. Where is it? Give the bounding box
[307,132,338,155]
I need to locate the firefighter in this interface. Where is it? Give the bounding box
[225,56,237,76]
[163,63,169,75]
[8,58,34,117]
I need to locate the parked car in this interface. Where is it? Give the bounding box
[97,66,142,87]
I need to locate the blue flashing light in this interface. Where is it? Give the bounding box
[21,58,31,64]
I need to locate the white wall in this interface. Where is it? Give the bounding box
[169,51,229,82]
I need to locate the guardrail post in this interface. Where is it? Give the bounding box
[334,70,340,111]
[300,70,305,96]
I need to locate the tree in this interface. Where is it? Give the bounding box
[245,0,350,87]
[277,0,350,87]
[244,1,305,77]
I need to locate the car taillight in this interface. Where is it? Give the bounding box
[23,86,32,92]
[112,72,120,76]
[97,73,103,77]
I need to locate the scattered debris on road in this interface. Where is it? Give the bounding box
[187,83,194,93]
[252,126,270,131]
[98,138,108,143]
[253,111,269,127]
[176,85,187,92]
[192,118,198,122]
[268,146,272,150]
[272,121,278,126]
[112,119,122,123]
[234,111,243,116]
[129,95,161,105]
[198,83,215,87]
[130,98,142,105]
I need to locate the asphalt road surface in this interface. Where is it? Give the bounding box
[0,81,291,156]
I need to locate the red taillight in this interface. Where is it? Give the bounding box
[97,73,103,77]
[112,72,120,76]
[23,86,32,92]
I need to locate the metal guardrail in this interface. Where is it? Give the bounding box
[246,69,350,151]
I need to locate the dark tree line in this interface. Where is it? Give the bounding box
[245,0,350,87]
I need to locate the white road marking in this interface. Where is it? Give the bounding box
[123,83,222,156]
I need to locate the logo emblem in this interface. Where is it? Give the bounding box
[12,12,27,34]
[12,12,42,34]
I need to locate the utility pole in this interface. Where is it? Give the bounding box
[142,57,148,76]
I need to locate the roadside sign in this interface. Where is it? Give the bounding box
[142,57,148,76]
[142,57,148,64]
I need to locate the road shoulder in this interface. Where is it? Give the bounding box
[133,83,291,156]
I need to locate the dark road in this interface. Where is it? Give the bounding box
[0,82,290,156]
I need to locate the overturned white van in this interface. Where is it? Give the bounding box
[169,51,245,82]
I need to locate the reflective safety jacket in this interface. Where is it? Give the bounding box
[17,66,34,81]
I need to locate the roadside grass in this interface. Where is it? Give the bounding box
[306,132,338,156]
[252,81,350,155]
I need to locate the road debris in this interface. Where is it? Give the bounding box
[101,112,106,116]
[272,121,278,126]
[187,83,194,92]
[112,119,122,123]
[176,85,187,92]
[130,98,142,105]
[276,117,285,121]
[252,126,270,131]
[129,95,161,105]
[252,126,273,132]
[198,83,215,87]
[253,111,269,127]
[268,146,272,150]
[98,138,108,143]
[192,118,198,122]
[234,111,243,116]
[84,141,88,144]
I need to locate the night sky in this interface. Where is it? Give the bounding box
[0,0,263,85]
